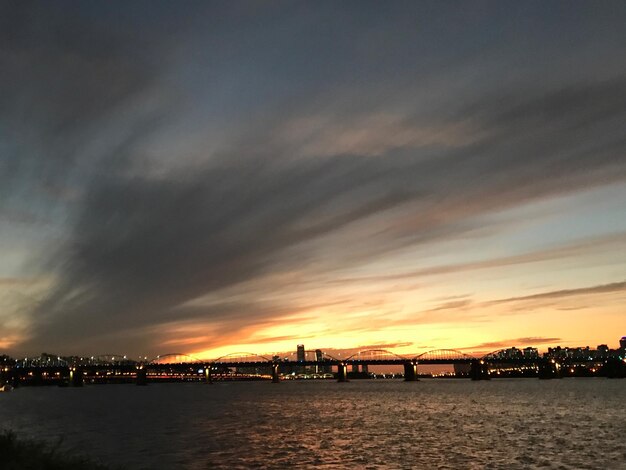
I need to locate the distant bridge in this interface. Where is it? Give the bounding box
[9,347,524,368]
[4,345,614,387]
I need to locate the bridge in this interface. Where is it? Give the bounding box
[3,346,619,387]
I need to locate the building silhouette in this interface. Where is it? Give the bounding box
[297,344,305,374]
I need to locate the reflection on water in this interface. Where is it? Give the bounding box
[1,379,625,469]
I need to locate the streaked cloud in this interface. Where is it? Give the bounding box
[2,2,626,356]
[468,337,562,352]
[488,281,626,306]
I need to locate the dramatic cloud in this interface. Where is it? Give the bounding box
[488,282,626,305]
[2,2,626,356]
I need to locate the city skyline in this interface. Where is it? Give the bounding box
[4,338,625,386]
[3,337,626,365]
[1,2,626,358]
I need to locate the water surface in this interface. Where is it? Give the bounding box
[1,379,625,469]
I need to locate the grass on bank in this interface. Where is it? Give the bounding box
[0,430,114,470]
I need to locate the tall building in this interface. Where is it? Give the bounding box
[620,337,626,350]
[315,349,323,362]
[314,349,322,374]
[296,344,306,374]
[523,347,539,359]
[314,349,332,374]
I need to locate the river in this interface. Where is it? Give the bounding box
[1,379,625,469]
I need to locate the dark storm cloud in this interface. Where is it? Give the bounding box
[5,2,626,354]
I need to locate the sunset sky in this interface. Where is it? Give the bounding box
[1,1,625,359]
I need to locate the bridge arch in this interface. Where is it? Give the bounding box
[149,353,203,364]
[211,352,272,364]
[87,354,136,365]
[414,349,475,362]
[344,349,408,362]
[481,349,519,361]
[16,355,69,368]
[480,348,538,361]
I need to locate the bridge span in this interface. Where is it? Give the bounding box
[2,346,615,387]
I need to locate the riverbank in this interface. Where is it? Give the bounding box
[0,431,112,469]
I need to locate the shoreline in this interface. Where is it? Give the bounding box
[0,431,114,470]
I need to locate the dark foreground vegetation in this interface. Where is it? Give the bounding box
[0,431,114,470]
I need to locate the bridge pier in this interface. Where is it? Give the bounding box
[271,363,280,383]
[605,358,626,378]
[403,361,419,381]
[337,363,348,382]
[470,360,490,380]
[70,367,84,387]
[0,368,15,388]
[204,365,213,384]
[32,369,44,386]
[538,359,561,379]
[136,366,147,386]
[10,370,19,388]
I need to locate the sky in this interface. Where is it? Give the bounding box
[1,1,625,360]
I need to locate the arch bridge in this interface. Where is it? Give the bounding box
[4,346,571,386]
[211,352,272,365]
[149,353,203,365]
[82,354,137,366]
[345,349,407,364]
[414,349,474,363]
[15,355,69,368]
[480,348,542,362]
